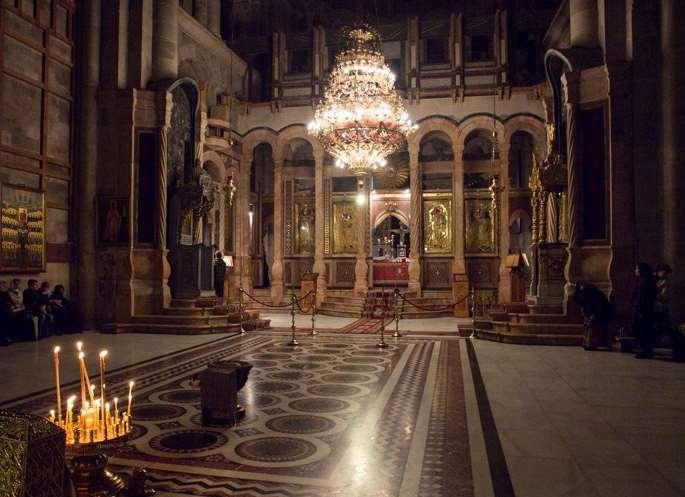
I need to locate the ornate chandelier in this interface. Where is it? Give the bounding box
[307,25,416,177]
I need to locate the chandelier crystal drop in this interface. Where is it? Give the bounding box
[308,25,417,177]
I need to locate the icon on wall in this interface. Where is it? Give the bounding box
[0,183,45,273]
[97,196,129,246]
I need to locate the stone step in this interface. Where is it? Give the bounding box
[509,312,582,325]
[318,306,363,318]
[476,328,583,346]
[130,314,231,326]
[491,320,584,335]
[102,322,241,335]
[163,307,206,316]
[322,295,366,305]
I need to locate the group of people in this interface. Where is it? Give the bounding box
[0,279,78,345]
[573,262,681,360]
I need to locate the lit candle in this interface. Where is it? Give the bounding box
[126,381,134,418]
[76,342,86,408]
[53,346,62,423]
[113,397,119,423]
[49,409,55,423]
[98,350,107,426]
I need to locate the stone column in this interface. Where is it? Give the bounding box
[313,151,327,305]
[152,0,178,81]
[77,0,100,329]
[237,158,253,293]
[207,0,221,37]
[452,143,466,274]
[155,91,173,310]
[661,0,685,322]
[408,144,422,294]
[569,0,598,48]
[562,72,581,301]
[497,144,511,303]
[354,177,370,296]
[271,158,285,304]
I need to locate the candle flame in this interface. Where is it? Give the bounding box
[78,351,84,359]
[50,409,55,417]
[105,402,110,409]
[76,341,83,351]
[54,346,60,354]
[99,350,108,358]
[129,381,134,387]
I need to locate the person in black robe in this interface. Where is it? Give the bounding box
[23,279,51,338]
[0,280,33,343]
[632,262,657,359]
[213,251,228,306]
[49,284,77,334]
[573,282,612,350]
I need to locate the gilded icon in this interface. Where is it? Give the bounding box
[0,183,45,272]
[332,200,357,254]
[423,199,451,253]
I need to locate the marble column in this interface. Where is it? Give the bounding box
[408,144,422,295]
[452,143,466,275]
[313,152,327,305]
[497,144,511,303]
[155,93,173,310]
[237,159,253,293]
[152,0,178,81]
[354,177,370,296]
[271,159,285,304]
[207,0,221,37]
[78,0,101,328]
[569,0,598,48]
[562,72,581,301]
[661,0,685,322]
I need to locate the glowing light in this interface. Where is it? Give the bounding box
[308,25,416,177]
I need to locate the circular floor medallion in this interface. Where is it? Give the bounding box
[151,429,228,453]
[307,384,362,397]
[158,389,201,404]
[251,381,298,393]
[332,364,378,373]
[319,343,352,349]
[246,360,279,369]
[267,371,314,381]
[289,397,350,413]
[301,354,333,362]
[132,403,186,421]
[251,353,292,360]
[285,362,326,371]
[239,393,279,409]
[234,437,317,463]
[321,373,372,384]
[266,415,336,434]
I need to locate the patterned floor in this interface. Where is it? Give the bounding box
[11,333,471,497]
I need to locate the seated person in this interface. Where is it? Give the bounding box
[0,280,34,343]
[9,278,23,309]
[49,284,79,334]
[23,279,52,338]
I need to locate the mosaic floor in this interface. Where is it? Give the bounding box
[8,332,471,497]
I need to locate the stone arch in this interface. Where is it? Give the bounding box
[373,209,409,229]
[504,115,547,159]
[456,114,505,152]
[274,124,323,160]
[241,128,278,162]
[201,150,226,183]
[419,130,455,162]
[408,116,460,152]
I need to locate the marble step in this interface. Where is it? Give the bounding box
[476,328,583,346]
[102,322,241,335]
[130,314,232,326]
[491,320,584,335]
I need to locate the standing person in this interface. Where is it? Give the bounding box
[632,263,657,359]
[655,264,683,361]
[213,251,227,306]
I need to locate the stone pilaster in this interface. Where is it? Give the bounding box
[313,152,327,305]
[354,177,370,296]
[569,0,598,48]
[408,144,422,295]
[271,158,285,304]
[155,91,173,311]
[78,0,100,329]
[661,0,685,322]
[152,0,178,81]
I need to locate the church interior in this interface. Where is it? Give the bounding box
[0,0,684,496]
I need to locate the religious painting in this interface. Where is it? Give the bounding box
[465,198,496,254]
[332,200,357,254]
[0,183,45,272]
[422,199,451,254]
[295,200,315,254]
[97,195,129,246]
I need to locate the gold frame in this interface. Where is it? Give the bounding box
[0,182,46,273]
[332,199,357,254]
[422,197,452,254]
